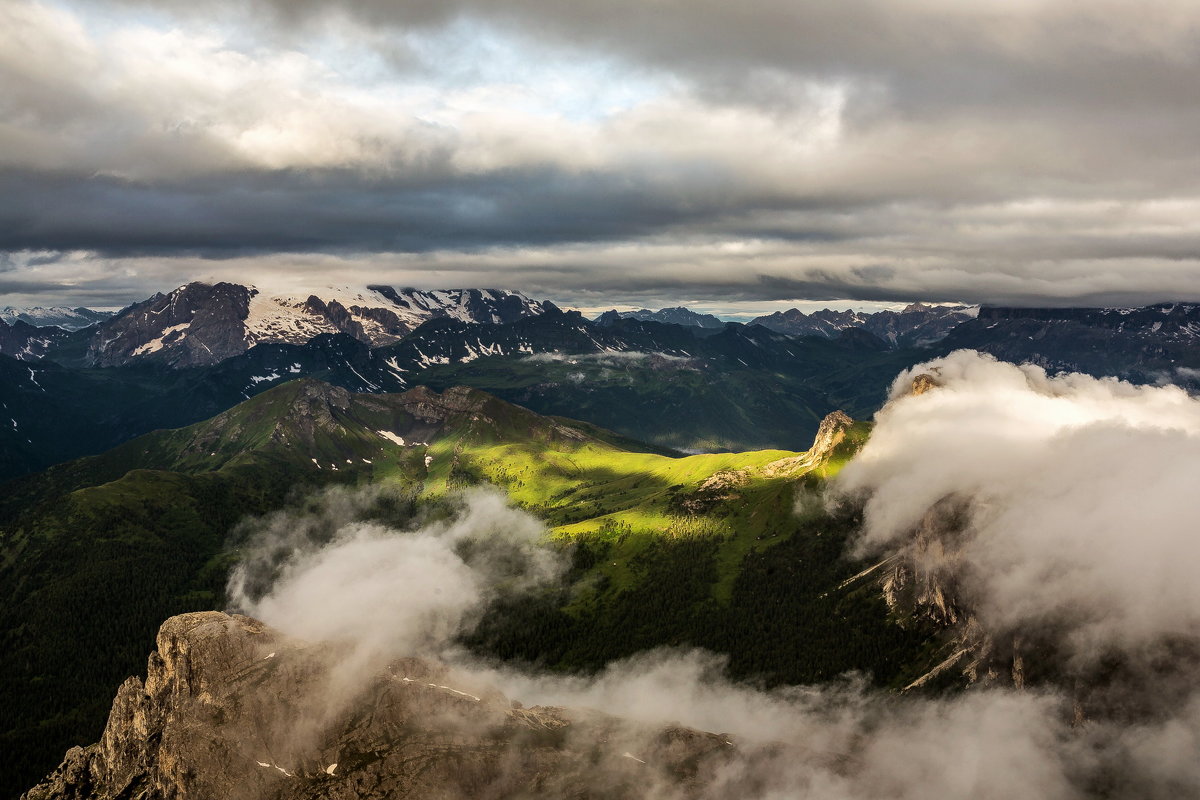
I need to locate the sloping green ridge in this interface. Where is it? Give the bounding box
[0,379,932,800]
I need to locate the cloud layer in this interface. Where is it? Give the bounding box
[4,0,1200,307]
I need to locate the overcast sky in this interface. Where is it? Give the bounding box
[3,0,1200,310]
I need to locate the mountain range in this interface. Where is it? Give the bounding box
[0,299,918,480]
[748,302,979,347]
[0,306,113,331]
[4,282,1200,485]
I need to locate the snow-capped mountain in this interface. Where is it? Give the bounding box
[0,306,114,331]
[84,283,554,367]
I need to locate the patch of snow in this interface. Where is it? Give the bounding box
[263,652,275,660]
[622,752,646,764]
[436,684,481,701]
[249,372,281,384]
[132,322,191,356]
[241,286,544,348]
[424,455,433,468]
[412,346,450,367]
[325,763,338,775]
[346,363,379,390]
[378,430,406,446]
[244,292,339,346]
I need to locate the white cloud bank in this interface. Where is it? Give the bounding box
[836,350,1200,660]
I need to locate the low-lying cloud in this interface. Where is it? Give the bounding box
[227,485,565,691]
[836,350,1200,660]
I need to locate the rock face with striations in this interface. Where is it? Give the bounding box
[87,282,256,368]
[24,613,742,800]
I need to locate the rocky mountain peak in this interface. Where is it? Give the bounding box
[88,282,255,367]
[24,612,742,799]
[809,410,855,459]
[760,409,859,477]
[909,373,941,396]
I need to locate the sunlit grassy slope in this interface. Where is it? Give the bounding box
[407,416,868,601]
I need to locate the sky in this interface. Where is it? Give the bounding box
[3,0,1200,311]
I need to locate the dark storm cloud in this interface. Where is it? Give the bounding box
[0,166,805,255]
[4,0,1200,308]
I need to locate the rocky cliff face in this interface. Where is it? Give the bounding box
[87,282,256,367]
[24,613,742,800]
[864,376,1033,693]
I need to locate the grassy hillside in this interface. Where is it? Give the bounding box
[0,380,933,799]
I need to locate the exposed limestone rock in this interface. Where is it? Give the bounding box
[908,373,940,396]
[878,500,1035,695]
[24,613,742,800]
[671,469,751,514]
[760,410,856,478]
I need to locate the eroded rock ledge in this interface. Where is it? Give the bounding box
[24,613,738,800]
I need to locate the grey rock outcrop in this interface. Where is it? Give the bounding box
[24,613,740,800]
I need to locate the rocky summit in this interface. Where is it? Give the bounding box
[24,613,741,800]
